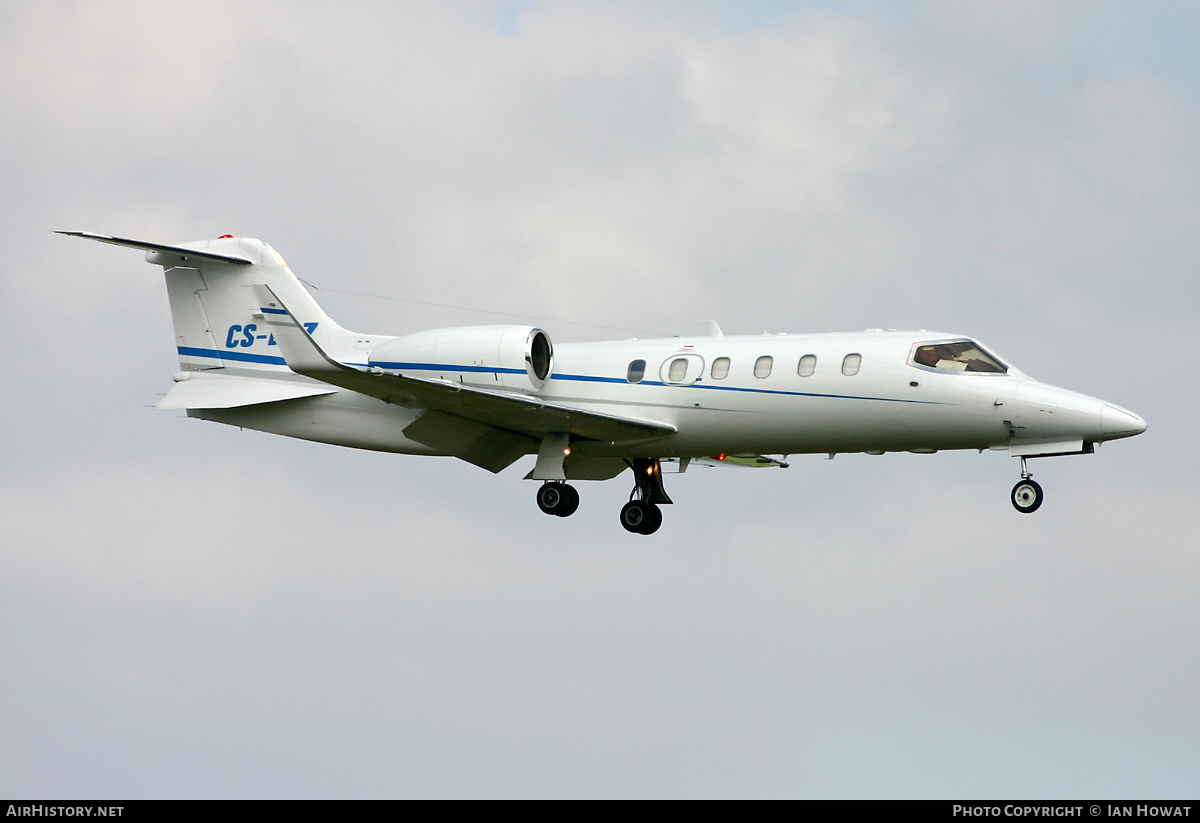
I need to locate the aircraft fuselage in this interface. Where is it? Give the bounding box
[63,231,1146,531]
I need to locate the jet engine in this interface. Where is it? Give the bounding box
[367,325,554,392]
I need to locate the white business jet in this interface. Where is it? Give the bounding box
[62,232,1146,534]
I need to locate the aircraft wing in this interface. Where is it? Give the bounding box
[253,286,676,447]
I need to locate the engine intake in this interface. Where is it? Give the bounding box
[367,325,554,392]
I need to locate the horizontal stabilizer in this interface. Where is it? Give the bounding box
[57,231,254,265]
[156,372,337,410]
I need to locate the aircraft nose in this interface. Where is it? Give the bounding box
[1101,404,1147,438]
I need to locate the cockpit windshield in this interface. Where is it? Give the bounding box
[910,340,1007,374]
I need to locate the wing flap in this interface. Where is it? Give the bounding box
[403,410,536,473]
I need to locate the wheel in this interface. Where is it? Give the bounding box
[537,483,565,515]
[1011,478,1044,513]
[557,484,580,517]
[620,500,649,533]
[537,483,580,517]
[620,501,662,534]
[639,503,663,534]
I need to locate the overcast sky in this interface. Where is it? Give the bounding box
[2,0,1197,798]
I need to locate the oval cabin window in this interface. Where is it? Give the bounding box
[711,357,730,380]
[668,358,688,382]
[627,360,646,383]
[754,356,773,378]
[842,353,861,376]
[797,354,816,377]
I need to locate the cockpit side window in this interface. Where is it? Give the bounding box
[910,340,1007,374]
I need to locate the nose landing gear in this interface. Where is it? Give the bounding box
[1010,457,1044,514]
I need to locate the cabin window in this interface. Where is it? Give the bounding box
[668,358,688,382]
[627,359,646,383]
[754,356,773,378]
[910,340,1008,374]
[842,353,861,376]
[711,357,730,380]
[797,354,816,377]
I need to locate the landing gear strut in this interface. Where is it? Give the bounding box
[536,482,579,517]
[1010,456,1044,514]
[621,458,671,535]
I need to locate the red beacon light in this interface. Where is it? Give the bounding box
[218,235,233,239]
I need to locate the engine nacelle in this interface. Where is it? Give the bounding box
[367,325,554,392]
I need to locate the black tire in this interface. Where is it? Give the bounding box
[638,503,663,534]
[1011,478,1044,514]
[556,484,580,517]
[620,500,648,533]
[537,483,565,516]
[620,501,662,534]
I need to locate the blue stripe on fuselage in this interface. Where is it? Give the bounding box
[548,372,944,405]
[175,348,943,405]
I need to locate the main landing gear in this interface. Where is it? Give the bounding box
[621,458,672,535]
[1010,456,1044,514]
[536,481,579,517]
[535,456,674,534]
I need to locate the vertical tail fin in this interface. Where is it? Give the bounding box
[59,232,359,372]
